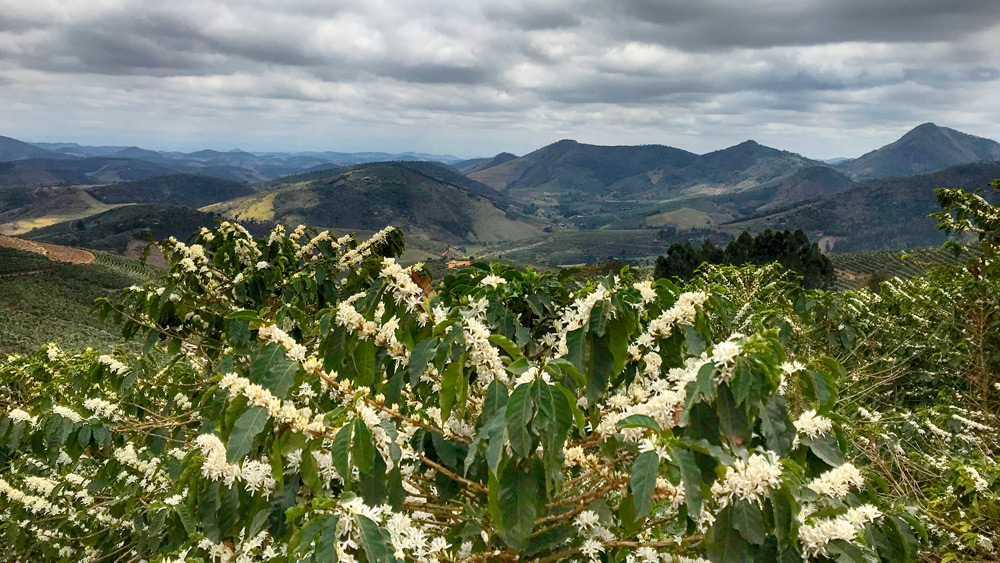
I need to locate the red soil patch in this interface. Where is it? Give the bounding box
[0,235,94,264]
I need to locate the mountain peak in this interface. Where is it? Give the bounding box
[841,123,1000,179]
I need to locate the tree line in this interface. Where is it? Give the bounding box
[655,229,835,288]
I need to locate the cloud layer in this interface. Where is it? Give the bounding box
[1,0,999,157]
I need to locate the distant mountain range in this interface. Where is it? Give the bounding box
[2,122,999,263]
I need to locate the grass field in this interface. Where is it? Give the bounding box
[0,247,157,354]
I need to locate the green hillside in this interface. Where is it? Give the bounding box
[609,140,822,199]
[468,139,698,199]
[24,204,241,255]
[0,247,155,354]
[87,173,254,208]
[727,162,1000,251]
[206,162,544,245]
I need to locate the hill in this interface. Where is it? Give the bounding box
[205,162,543,245]
[0,246,155,353]
[0,186,129,235]
[455,152,517,174]
[87,174,254,208]
[24,204,235,256]
[759,166,856,210]
[728,162,1000,251]
[609,140,823,199]
[839,123,1000,179]
[0,135,59,161]
[829,245,977,290]
[468,140,698,199]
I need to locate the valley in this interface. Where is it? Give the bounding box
[1,122,998,273]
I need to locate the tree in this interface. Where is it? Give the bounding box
[655,230,834,289]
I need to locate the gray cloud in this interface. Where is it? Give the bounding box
[0,0,998,158]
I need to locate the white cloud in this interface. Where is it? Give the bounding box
[0,0,998,158]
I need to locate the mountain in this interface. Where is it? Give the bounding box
[0,157,176,187]
[0,135,60,161]
[728,162,1000,252]
[609,140,823,199]
[468,140,698,198]
[839,123,1000,180]
[455,152,517,174]
[204,162,544,245]
[87,174,255,208]
[760,166,855,210]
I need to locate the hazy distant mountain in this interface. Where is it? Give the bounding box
[0,135,60,161]
[0,157,176,187]
[469,140,698,197]
[205,162,543,244]
[730,162,1000,251]
[839,123,1000,180]
[822,157,852,165]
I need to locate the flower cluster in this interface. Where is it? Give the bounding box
[710,451,784,506]
[258,324,307,362]
[807,463,865,498]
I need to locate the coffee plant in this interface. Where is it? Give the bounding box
[0,220,931,563]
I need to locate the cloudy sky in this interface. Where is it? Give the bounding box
[2,0,1000,159]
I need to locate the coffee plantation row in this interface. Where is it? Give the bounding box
[0,184,997,562]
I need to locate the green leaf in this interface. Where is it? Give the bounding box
[408,338,437,387]
[488,334,524,361]
[673,447,703,518]
[616,414,662,434]
[506,383,536,457]
[731,499,766,545]
[499,462,541,550]
[440,354,467,421]
[352,419,378,474]
[706,505,752,563]
[351,340,377,388]
[332,424,353,479]
[533,381,572,445]
[481,379,509,422]
[760,397,795,457]
[356,514,398,563]
[251,342,298,399]
[771,485,798,547]
[565,328,585,374]
[227,406,269,463]
[586,332,615,402]
[630,451,659,518]
[805,434,845,467]
[315,515,340,562]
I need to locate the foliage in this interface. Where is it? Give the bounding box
[686,259,999,561]
[0,222,922,563]
[655,229,834,289]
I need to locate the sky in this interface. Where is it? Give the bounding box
[1,0,1000,159]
